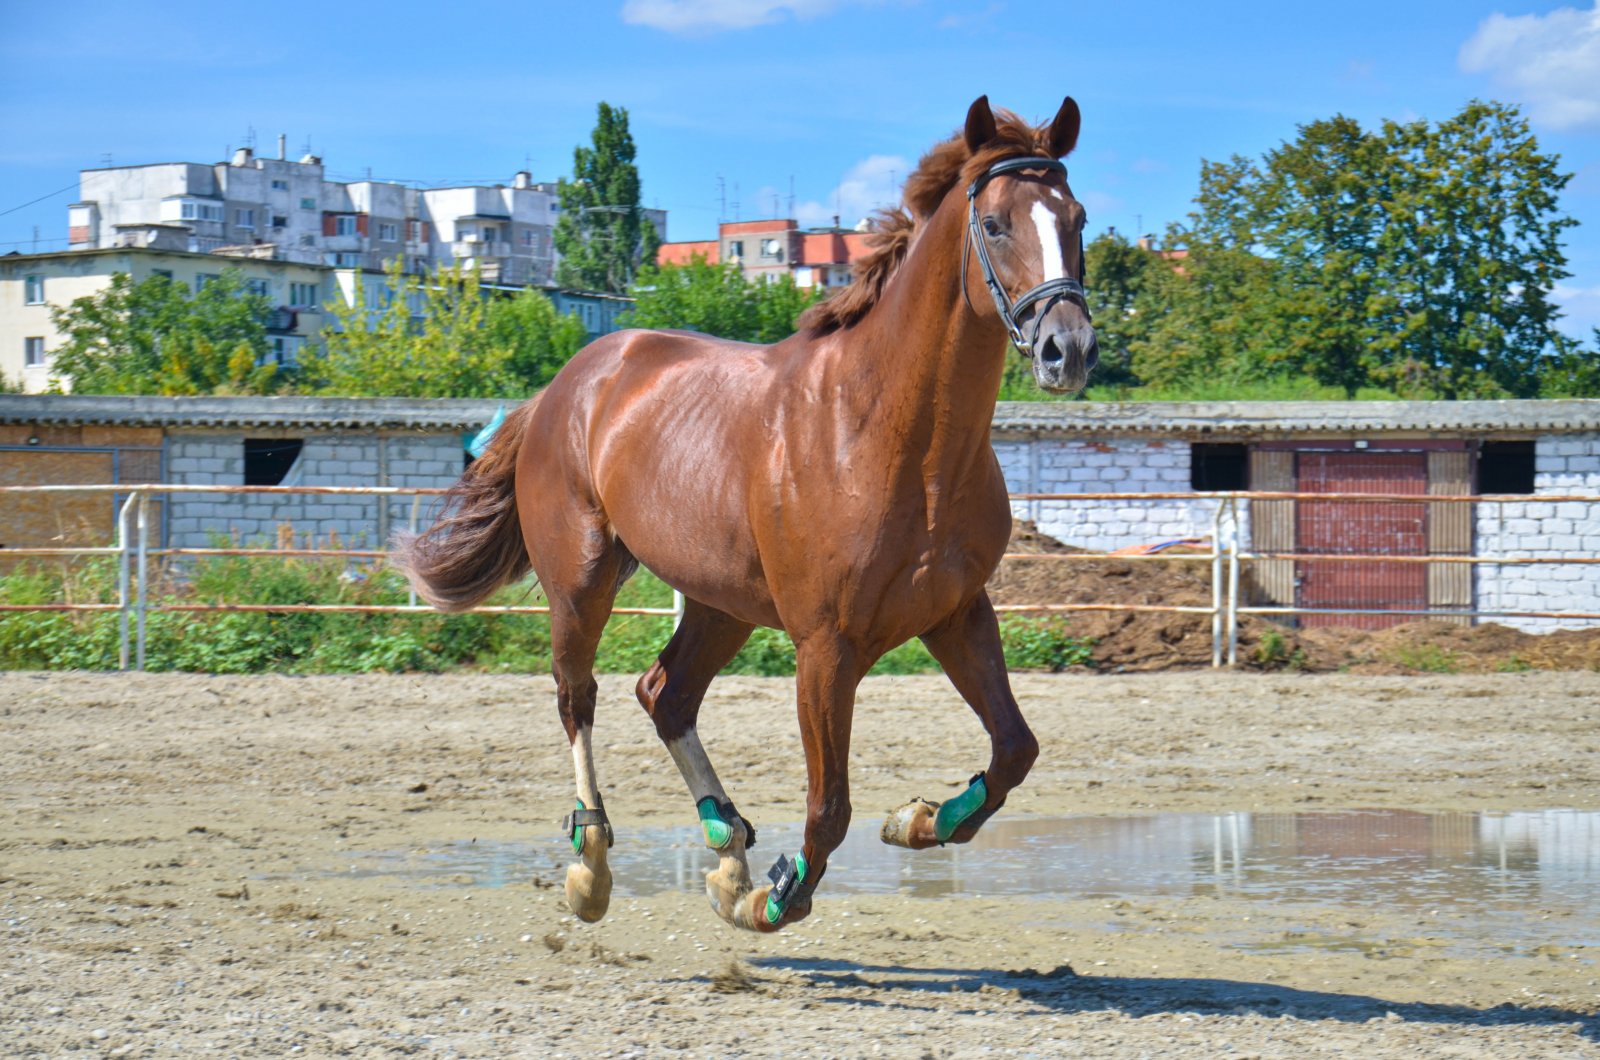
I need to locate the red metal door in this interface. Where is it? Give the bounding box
[1296,452,1428,629]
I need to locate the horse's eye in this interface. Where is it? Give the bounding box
[982,217,1003,238]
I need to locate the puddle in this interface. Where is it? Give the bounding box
[290,808,1598,919]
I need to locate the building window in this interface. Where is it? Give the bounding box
[378,222,398,242]
[520,229,534,247]
[265,336,304,367]
[728,240,744,258]
[289,281,320,307]
[1479,441,1536,494]
[243,438,304,486]
[1190,443,1249,491]
[300,197,317,210]
[271,215,287,228]
[235,208,255,228]
[24,336,45,367]
[334,215,358,237]
[760,238,783,260]
[152,269,174,281]
[246,278,270,297]
[406,219,423,242]
[480,225,498,243]
[271,179,289,191]
[179,201,224,222]
[24,275,44,304]
[195,273,222,293]
[330,252,361,267]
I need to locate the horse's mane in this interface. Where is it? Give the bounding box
[797,109,1059,336]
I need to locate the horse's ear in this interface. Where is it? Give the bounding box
[1047,96,1081,158]
[964,96,997,154]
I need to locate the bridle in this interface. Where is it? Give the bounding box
[962,155,1089,356]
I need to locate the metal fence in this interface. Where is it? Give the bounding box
[1,483,1595,670]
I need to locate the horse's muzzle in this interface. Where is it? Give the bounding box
[1031,322,1098,394]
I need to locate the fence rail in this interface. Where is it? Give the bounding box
[1,483,1594,670]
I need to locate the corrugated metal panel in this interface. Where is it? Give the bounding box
[1296,453,1428,630]
[1427,450,1473,625]
[1247,450,1295,611]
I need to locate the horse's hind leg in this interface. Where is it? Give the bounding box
[634,601,760,925]
[544,550,629,924]
[882,590,1038,849]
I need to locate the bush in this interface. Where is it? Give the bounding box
[0,555,1094,677]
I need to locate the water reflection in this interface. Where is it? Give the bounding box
[315,809,1599,916]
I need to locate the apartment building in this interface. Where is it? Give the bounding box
[0,247,329,392]
[67,144,667,288]
[658,219,872,289]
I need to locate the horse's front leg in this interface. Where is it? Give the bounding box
[882,590,1038,849]
[737,634,863,932]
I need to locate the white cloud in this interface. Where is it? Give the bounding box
[1459,3,1600,130]
[621,0,840,33]
[1553,282,1600,335]
[793,154,911,229]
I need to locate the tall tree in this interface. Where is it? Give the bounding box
[624,257,819,343]
[47,271,278,395]
[554,103,659,294]
[1181,101,1576,398]
[1081,231,1157,389]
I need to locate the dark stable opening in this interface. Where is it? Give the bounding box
[1479,440,1535,494]
[243,438,304,486]
[1191,443,1248,491]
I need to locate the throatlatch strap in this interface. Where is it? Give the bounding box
[764,851,810,925]
[562,801,614,854]
[933,773,989,844]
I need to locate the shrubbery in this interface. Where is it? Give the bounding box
[0,556,1094,676]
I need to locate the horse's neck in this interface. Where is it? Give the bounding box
[847,202,1008,475]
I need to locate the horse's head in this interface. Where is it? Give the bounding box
[962,95,1097,394]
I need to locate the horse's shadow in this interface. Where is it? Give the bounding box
[746,956,1599,1040]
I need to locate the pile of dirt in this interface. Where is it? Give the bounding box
[988,520,1600,674]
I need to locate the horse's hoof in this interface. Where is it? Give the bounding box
[704,864,749,922]
[564,861,612,923]
[881,798,940,849]
[722,885,810,933]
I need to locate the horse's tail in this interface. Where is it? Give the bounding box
[391,398,539,613]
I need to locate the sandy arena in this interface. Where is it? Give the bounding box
[3,670,1598,1057]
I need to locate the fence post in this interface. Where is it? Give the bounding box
[407,494,422,608]
[1211,498,1225,668]
[135,492,150,671]
[117,491,138,671]
[1225,495,1242,667]
[672,588,685,631]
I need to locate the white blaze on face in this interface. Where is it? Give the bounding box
[1030,200,1067,283]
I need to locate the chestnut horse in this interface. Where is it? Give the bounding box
[397,95,1096,932]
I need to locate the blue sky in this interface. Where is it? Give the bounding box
[3,0,1598,337]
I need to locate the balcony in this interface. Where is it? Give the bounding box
[451,239,510,260]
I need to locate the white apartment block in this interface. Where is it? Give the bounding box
[67,144,667,288]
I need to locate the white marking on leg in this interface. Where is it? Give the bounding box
[571,723,601,808]
[1031,201,1066,282]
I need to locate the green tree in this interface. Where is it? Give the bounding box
[1181,101,1576,398]
[47,271,278,395]
[624,256,819,343]
[1081,231,1157,389]
[554,102,659,294]
[304,259,586,397]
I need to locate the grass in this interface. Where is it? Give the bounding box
[0,553,1095,677]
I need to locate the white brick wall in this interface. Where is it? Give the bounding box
[1475,433,1600,630]
[166,431,459,551]
[994,437,1221,550]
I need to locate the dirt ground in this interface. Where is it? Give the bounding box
[992,520,1600,674]
[3,670,1598,1058]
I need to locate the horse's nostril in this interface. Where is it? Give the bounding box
[1085,338,1099,371]
[1039,335,1065,364]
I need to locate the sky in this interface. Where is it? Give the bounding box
[3,0,1599,337]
